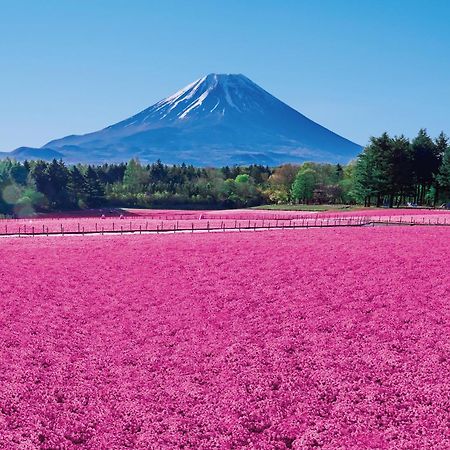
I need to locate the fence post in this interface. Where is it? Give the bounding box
[95,223,98,232]
[47,226,49,236]
[192,222,194,233]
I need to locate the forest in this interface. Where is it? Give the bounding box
[0,129,449,216]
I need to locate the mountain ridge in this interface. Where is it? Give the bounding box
[9,74,362,166]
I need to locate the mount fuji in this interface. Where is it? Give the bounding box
[8,74,362,166]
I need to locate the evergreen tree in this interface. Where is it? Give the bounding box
[387,136,413,207]
[123,159,149,194]
[85,166,104,207]
[149,160,167,183]
[437,144,450,202]
[433,133,449,205]
[47,159,70,209]
[335,164,344,182]
[68,166,87,207]
[411,129,440,204]
[30,160,51,205]
[352,133,392,206]
[10,161,29,185]
[352,151,376,206]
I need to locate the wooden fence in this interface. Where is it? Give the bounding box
[0,215,449,237]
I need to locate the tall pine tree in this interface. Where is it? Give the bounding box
[437,141,450,203]
[411,129,440,205]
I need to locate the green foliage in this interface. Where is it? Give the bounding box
[235,173,250,183]
[68,166,87,208]
[123,158,149,194]
[85,166,105,207]
[291,167,317,203]
[437,141,450,199]
[335,164,344,182]
[268,164,299,201]
[352,130,449,207]
[1,131,449,216]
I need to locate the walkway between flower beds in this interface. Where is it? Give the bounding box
[0,218,448,238]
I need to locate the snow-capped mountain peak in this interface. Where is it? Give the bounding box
[38,73,361,166]
[113,73,273,128]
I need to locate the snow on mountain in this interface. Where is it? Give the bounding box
[37,73,361,166]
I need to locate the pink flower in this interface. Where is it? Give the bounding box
[0,226,449,448]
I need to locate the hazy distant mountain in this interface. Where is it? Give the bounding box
[13,74,362,166]
[0,147,64,161]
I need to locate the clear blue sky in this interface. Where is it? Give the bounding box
[1,0,450,151]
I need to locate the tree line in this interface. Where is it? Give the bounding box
[0,159,272,216]
[0,129,449,216]
[286,129,450,208]
[351,129,450,207]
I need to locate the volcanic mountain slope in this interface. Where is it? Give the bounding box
[14,74,362,165]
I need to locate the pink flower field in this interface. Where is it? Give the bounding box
[1,227,450,448]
